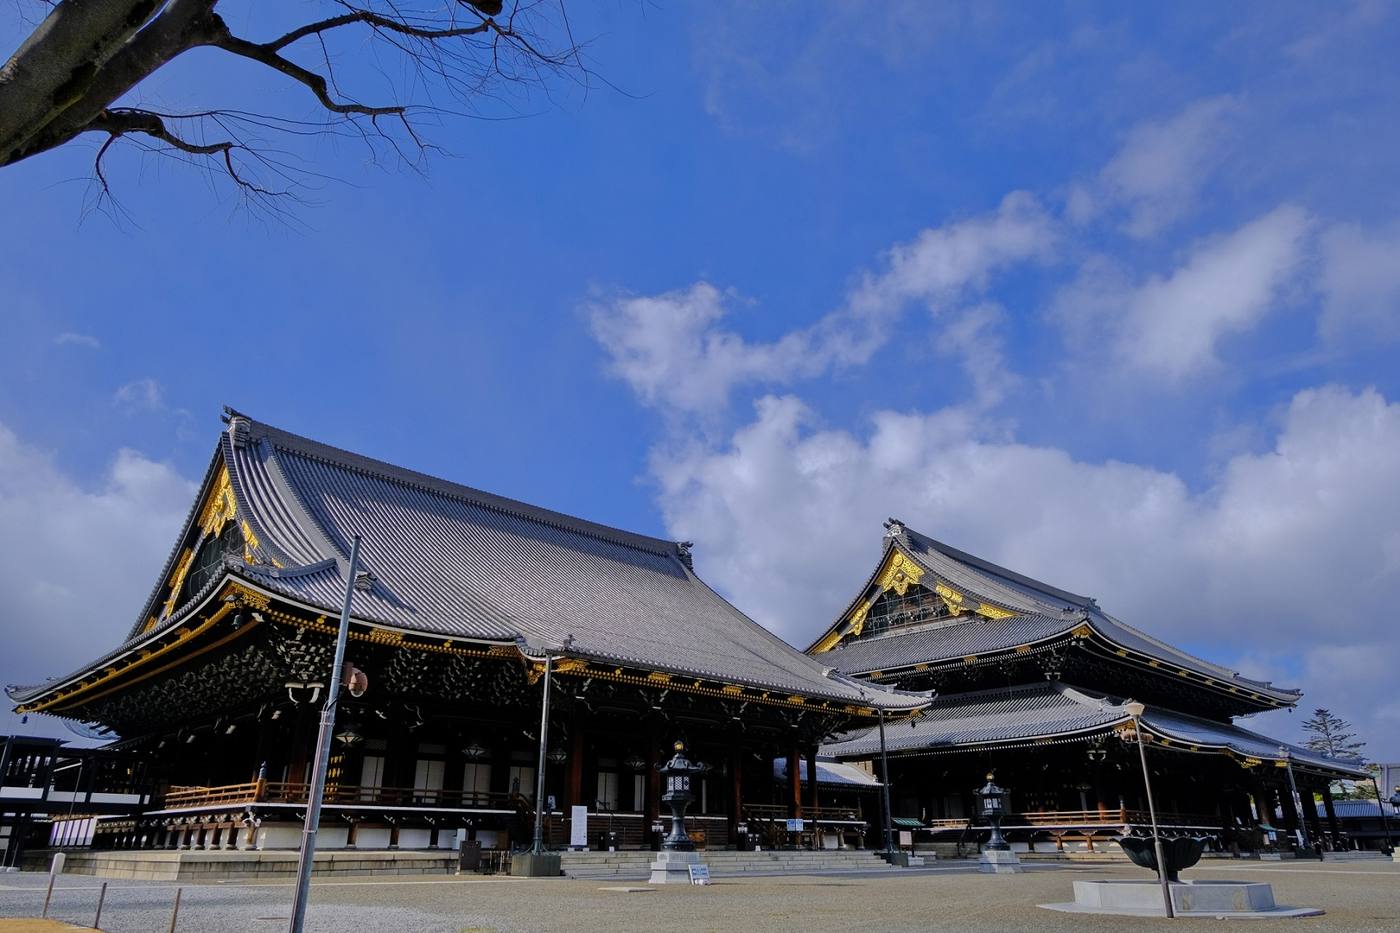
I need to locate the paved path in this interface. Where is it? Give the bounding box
[2,860,1398,932]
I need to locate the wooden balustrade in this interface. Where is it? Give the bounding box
[742,803,862,823]
[161,781,515,812]
[920,808,1222,832]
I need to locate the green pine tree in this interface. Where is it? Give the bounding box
[1301,708,1366,761]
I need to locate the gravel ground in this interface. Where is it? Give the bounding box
[2,860,1398,932]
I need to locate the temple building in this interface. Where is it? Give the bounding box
[810,520,1369,856]
[5,412,923,868]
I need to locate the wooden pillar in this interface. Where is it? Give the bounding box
[787,744,802,819]
[805,747,819,850]
[1251,781,1273,827]
[567,728,585,809]
[645,736,660,823]
[1278,776,1300,837]
[729,746,743,841]
[1322,783,1341,849]
[285,704,315,785]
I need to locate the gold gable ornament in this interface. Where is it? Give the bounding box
[877,551,925,596]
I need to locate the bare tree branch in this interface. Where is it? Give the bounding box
[0,0,599,213]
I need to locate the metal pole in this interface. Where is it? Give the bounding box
[169,887,182,933]
[1132,713,1174,919]
[288,534,362,933]
[530,654,554,856]
[93,881,107,929]
[1280,752,1311,852]
[1371,776,1394,852]
[42,860,56,916]
[877,709,894,855]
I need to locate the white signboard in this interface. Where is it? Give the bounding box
[569,805,588,850]
[688,864,711,886]
[786,818,804,832]
[898,830,913,847]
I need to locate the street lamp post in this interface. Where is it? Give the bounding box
[1387,788,1400,856]
[1278,747,1312,855]
[1124,700,1174,919]
[1373,776,1395,853]
[531,653,554,857]
[289,535,365,933]
[877,708,894,856]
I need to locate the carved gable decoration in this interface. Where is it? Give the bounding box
[147,464,264,631]
[814,547,1021,651]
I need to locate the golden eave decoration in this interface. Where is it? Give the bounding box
[813,548,1021,652]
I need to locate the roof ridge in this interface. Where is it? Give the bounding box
[225,409,681,560]
[1091,610,1300,697]
[902,527,1094,608]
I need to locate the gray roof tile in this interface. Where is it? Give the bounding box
[11,413,925,711]
[822,681,1365,776]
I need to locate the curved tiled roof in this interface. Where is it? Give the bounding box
[10,412,926,712]
[819,611,1079,673]
[809,524,1299,705]
[822,681,1366,777]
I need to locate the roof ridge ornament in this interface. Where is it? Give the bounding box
[883,517,905,538]
[676,541,694,571]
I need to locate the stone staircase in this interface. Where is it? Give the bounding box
[1321,850,1391,862]
[559,849,902,881]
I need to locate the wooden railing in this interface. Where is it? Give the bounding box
[921,809,1221,832]
[742,803,862,823]
[161,781,516,812]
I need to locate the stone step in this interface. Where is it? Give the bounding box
[560,849,898,879]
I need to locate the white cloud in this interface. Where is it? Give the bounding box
[54,332,100,349]
[653,385,1400,758]
[1073,96,1239,238]
[0,423,196,734]
[1057,205,1311,383]
[1319,221,1400,343]
[590,192,1054,415]
[113,377,164,411]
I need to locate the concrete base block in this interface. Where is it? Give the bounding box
[978,848,1023,874]
[509,853,562,877]
[1041,879,1324,919]
[647,849,702,885]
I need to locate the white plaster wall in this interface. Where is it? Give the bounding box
[396,829,431,849]
[257,825,304,850]
[354,827,392,849]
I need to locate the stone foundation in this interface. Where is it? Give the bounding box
[31,849,455,882]
[1042,879,1324,918]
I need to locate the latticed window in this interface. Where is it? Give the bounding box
[861,583,955,636]
[179,521,244,606]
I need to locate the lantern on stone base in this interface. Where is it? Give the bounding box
[657,741,708,851]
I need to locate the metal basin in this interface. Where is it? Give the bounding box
[1116,835,1206,883]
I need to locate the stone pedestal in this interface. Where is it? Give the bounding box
[1041,879,1323,918]
[509,852,561,877]
[647,849,702,885]
[978,848,1023,874]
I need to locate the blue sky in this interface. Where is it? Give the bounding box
[3,1,1399,760]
